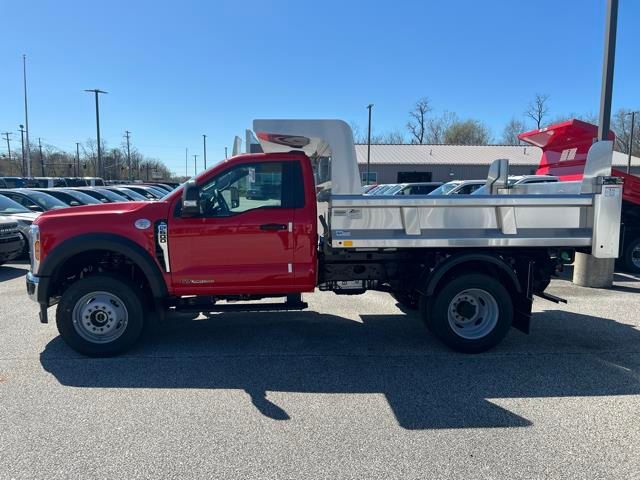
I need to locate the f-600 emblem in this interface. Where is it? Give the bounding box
[157,222,170,272]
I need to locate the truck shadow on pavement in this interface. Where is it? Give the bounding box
[0,265,28,282]
[40,308,640,430]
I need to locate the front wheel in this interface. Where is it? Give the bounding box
[56,275,146,357]
[422,274,513,353]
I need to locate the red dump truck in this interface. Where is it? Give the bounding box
[26,120,622,356]
[519,119,640,272]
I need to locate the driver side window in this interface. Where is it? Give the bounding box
[200,162,283,217]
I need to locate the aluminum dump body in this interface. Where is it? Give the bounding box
[254,119,623,259]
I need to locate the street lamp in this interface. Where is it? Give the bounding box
[366,104,373,185]
[84,89,108,178]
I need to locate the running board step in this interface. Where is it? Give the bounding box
[534,292,567,304]
[174,301,308,314]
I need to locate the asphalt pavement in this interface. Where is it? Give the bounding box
[1,261,639,479]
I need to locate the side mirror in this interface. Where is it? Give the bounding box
[181,180,201,217]
[28,204,44,212]
[230,186,240,208]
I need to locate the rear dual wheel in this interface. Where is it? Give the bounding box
[420,274,513,353]
[56,275,145,357]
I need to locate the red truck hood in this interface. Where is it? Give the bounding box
[35,201,171,258]
[35,201,157,224]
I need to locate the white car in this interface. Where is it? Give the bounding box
[429,180,486,196]
[472,175,559,195]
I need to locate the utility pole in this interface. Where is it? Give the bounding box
[38,137,45,176]
[185,148,188,178]
[625,111,638,174]
[84,89,108,178]
[597,0,618,141]
[224,146,228,159]
[2,133,11,171]
[193,154,199,176]
[18,125,26,175]
[124,130,132,181]
[203,134,207,170]
[76,143,80,177]
[23,54,31,177]
[366,104,373,185]
[574,0,619,289]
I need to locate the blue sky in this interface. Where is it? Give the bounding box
[1,0,638,176]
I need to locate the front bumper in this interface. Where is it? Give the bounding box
[26,272,48,323]
[26,271,40,302]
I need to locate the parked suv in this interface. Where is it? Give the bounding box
[0,216,24,266]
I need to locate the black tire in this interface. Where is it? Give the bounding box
[391,291,419,310]
[56,274,145,357]
[622,237,640,273]
[421,273,513,353]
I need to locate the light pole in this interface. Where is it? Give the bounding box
[2,133,12,171]
[625,111,638,174]
[18,125,26,175]
[124,130,132,181]
[193,154,199,176]
[185,148,188,178]
[76,143,80,177]
[203,134,207,170]
[366,104,373,185]
[84,89,108,178]
[23,54,31,177]
[225,146,228,159]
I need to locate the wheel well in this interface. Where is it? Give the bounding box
[426,259,522,298]
[49,249,154,308]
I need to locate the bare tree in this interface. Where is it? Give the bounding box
[425,111,457,144]
[406,98,432,144]
[443,119,491,145]
[381,130,406,144]
[525,93,550,129]
[612,109,640,156]
[501,117,527,144]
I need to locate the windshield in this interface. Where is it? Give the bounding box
[0,194,31,214]
[385,184,405,195]
[95,188,128,202]
[21,190,68,210]
[59,189,102,204]
[429,182,461,196]
[117,188,148,201]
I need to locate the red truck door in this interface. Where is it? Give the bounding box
[168,158,306,295]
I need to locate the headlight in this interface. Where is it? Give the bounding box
[30,224,40,273]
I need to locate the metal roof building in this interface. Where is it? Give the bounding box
[353,144,640,184]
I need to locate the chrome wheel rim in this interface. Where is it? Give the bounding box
[632,244,640,269]
[72,291,129,344]
[447,288,499,340]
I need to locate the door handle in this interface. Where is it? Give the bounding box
[260,223,287,231]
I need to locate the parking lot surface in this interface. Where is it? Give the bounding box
[1,261,639,479]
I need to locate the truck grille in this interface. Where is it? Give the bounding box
[0,223,20,237]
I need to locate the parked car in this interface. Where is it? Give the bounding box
[33,188,102,206]
[0,216,24,266]
[145,183,173,193]
[0,188,69,212]
[71,188,129,203]
[429,180,486,196]
[366,184,397,195]
[471,175,559,195]
[387,182,443,196]
[119,185,164,200]
[0,177,28,188]
[28,177,68,188]
[103,186,148,201]
[0,194,39,256]
[62,177,106,187]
